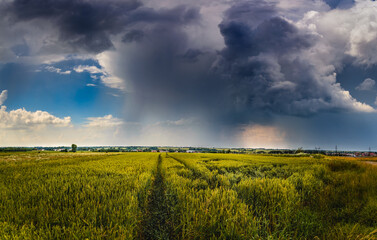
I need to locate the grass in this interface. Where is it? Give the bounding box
[0,152,376,239]
[0,152,156,239]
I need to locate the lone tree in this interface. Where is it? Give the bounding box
[71,144,77,152]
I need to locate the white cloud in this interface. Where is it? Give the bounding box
[337,90,376,113]
[100,75,125,90]
[320,85,376,113]
[298,0,377,66]
[0,90,7,105]
[86,83,97,87]
[270,81,296,90]
[74,65,103,74]
[0,112,132,146]
[74,61,126,91]
[96,52,126,91]
[0,90,71,130]
[291,1,377,113]
[45,66,71,75]
[0,113,230,147]
[0,106,71,129]
[84,115,124,128]
[356,78,375,91]
[0,84,133,146]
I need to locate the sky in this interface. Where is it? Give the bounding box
[1,0,377,150]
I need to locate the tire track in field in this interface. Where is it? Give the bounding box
[142,154,174,240]
[166,153,203,179]
[166,154,294,235]
[165,154,263,209]
[166,153,220,189]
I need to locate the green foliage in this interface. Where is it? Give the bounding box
[71,144,77,152]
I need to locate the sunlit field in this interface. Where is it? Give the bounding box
[1,152,376,239]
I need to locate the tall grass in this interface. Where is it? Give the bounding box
[162,156,258,239]
[0,152,376,239]
[0,152,157,239]
[166,153,377,239]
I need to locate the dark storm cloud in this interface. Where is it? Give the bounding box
[11,42,29,57]
[219,1,314,58]
[111,0,373,129]
[214,13,333,119]
[122,30,144,43]
[180,49,204,62]
[1,0,200,54]
[219,17,314,59]
[223,0,277,28]
[2,0,142,53]
[129,5,200,24]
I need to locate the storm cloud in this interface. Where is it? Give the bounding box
[212,4,374,120]
[0,0,200,55]
[100,0,375,127]
[1,0,377,148]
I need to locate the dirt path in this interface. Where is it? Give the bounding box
[142,155,174,240]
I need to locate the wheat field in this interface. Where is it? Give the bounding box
[0,152,376,239]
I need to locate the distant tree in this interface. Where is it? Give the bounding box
[295,147,303,154]
[270,150,283,154]
[71,144,77,152]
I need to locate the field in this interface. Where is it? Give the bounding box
[0,152,377,239]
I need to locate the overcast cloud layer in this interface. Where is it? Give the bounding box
[1,0,377,149]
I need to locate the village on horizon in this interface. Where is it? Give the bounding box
[1,145,377,157]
